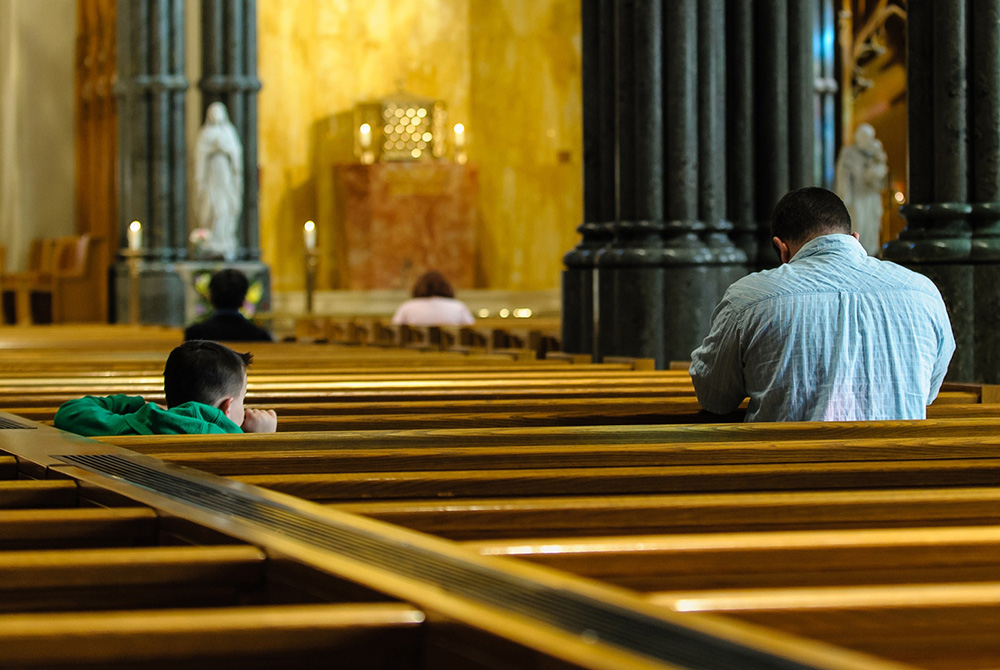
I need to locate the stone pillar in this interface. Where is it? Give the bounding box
[698,0,747,309]
[971,0,1000,382]
[787,0,815,190]
[885,0,973,381]
[597,0,666,365]
[200,0,262,260]
[726,0,756,263]
[116,0,187,263]
[753,0,790,269]
[660,0,714,363]
[562,0,615,355]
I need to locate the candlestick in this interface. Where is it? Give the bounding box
[359,123,372,149]
[303,220,317,251]
[127,220,142,251]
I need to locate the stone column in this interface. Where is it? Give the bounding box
[971,0,1000,382]
[752,0,790,269]
[726,0,756,263]
[660,0,713,363]
[116,0,187,263]
[562,0,615,355]
[787,0,815,189]
[597,0,666,365]
[699,0,747,310]
[200,0,262,260]
[885,0,973,381]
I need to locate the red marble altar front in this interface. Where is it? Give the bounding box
[336,163,478,290]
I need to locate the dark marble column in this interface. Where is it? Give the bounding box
[971,0,1000,382]
[726,0,757,264]
[698,0,746,309]
[200,0,263,260]
[885,0,973,381]
[116,0,187,262]
[563,0,615,355]
[787,0,815,190]
[661,0,713,363]
[752,0,789,269]
[597,0,667,365]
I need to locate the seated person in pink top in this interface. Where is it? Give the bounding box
[391,270,475,326]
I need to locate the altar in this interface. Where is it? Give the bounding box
[335,162,478,290]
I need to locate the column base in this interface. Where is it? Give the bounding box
[112,260,271,327]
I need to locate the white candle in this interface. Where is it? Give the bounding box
[303,220,317,251]
[359,123,372,149]
[453,123,466,149]
[127,220,142,251]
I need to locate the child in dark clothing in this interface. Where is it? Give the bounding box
[55,340,277,436]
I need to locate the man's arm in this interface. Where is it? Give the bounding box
[926,303,957,404]
[689,298,748,415]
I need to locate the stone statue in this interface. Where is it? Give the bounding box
[835,123,888,256]
[194,102,243,260]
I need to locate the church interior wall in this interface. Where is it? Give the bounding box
[0,0,76,273]
[256,0,581,293]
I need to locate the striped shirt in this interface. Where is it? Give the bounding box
[690,234,955,422]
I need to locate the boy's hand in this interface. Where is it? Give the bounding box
[241,408,277,433]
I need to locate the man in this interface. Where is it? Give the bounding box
[690,187,955,422]
[54,340,277,436]
[185,268,272,342]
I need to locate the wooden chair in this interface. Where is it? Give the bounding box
[1,238,57,325]
[47,234,103,322]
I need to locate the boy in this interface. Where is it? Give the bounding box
[54,340,277,436]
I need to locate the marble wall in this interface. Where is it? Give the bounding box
[257,0,581,292]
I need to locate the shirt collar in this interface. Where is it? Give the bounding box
[791,234,866,262]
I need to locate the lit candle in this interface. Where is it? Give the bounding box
[359,123,372,149]
[127,220,142,251]
[453,123,466,149]
[303,220,316,251]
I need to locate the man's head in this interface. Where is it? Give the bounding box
[771,187,856,263]
[209,269,249,310]
[163,340,251,423]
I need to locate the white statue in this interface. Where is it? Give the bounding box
[835,123,888,256]
[194,102,243,260]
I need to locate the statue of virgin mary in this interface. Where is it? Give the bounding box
[194,102,243,260]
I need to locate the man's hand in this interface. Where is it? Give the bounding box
[241,408,277,433]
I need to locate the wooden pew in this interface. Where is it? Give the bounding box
[9,328,1000,668]
[0,426,877,670]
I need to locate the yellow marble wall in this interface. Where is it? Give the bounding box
[468,0,582,290]
[258,0,581,292]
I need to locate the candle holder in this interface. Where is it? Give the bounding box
[120,248,143,324]
[304,248,319,314]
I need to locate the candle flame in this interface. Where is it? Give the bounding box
[304,220,315,232]
[129,220,141,232]
[360,123,371,134]
[454,123,465,134]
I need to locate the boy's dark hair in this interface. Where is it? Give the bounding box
[209,269,250,310]
[771,187,852,244]
[411,269,455,299]
[163,340,252,408]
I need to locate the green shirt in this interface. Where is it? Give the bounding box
[54,394,242,437]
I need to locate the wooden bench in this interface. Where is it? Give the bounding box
[0,424,870,670]
[8,326,1000,668]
